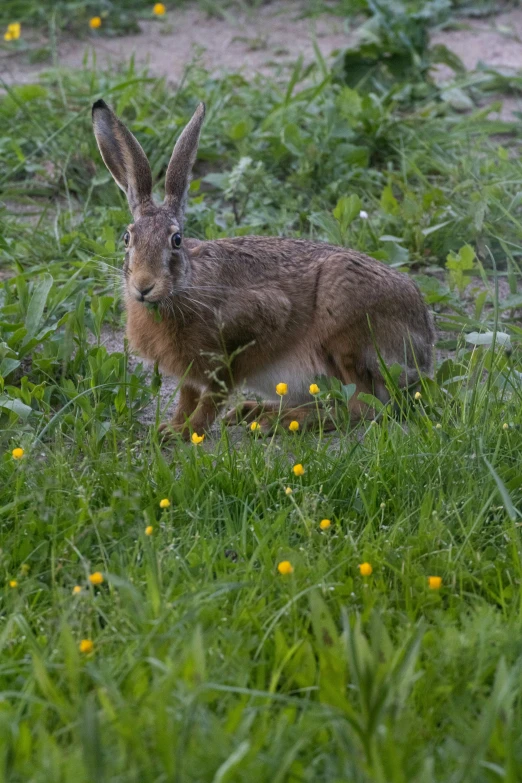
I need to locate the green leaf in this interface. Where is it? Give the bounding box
[446,244,475,293]
[333,194,362,233]
[380,185,400,215]
[0,395,33,420]
[23,274,53,343]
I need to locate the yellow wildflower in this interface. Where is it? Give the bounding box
[275,383,288,396]
[288,420,299,432]
[153,2,166,14]
[285,487,293,495]
[4,23,21,41]
[359,562,372,577]
[250,421,260,431]
[145,525,153,536]
[293,463,304,476]
[88,572,104,586]
[79,639,94,654]
[277,560,294,575]
[319,519,331,530]
[502,423,509,431]
[89,16,102,29]
[428,576,442,590]
[191,432,205,444]
[309,383,320,395]
[12,448,24,460]
[9,580,17,588]
[72,585,82,595]
[414,391,422,401]
[159,498,171,509]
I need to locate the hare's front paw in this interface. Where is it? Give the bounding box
[224,401,269,425]
[158,421,191,442]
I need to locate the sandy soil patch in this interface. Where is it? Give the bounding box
[1,1,351,86]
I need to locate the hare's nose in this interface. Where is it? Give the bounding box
[135,283,155,301]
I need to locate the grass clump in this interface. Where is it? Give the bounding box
[2,11,522,780]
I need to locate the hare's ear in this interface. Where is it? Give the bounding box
[92,99,153,216]
[164,102,205,222]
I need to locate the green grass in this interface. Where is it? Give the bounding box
[2,12,522,780]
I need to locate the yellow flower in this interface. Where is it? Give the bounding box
[276,383,288,396]
[277,560,294,575]
[502,423,509,431]
[359,562,372,577]
[9,580,18,588]
[309,383,320,395]
[288,420,299,432]
[428,575,442,590]
[319,519,331,530]
[293,463,304,476]
[12,448,24,460]
[145,525,153,536]
[20,564,30,575]
[89,16,102,29]
[285,487,293,495]
[414,391,422,401]
[435,423,442,429]
[250,421,260,431]
[191,432,205,444]
[153,2,166,14]
[4,23,21,41]
[159,498,171,508]
[72,585,82,595]
[79,639,94,654]
[88,572,104,586]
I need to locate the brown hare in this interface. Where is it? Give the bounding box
[92,99,434,438]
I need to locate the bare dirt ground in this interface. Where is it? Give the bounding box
[1,1,352,86]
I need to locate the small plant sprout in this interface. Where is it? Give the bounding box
[191,433,205,444]
[320,519,331,530]
[428,576,442,590]
[79,640,94,654]
[276,383,288,396]
[359,562,373,576]
[159,498,171,509]
[293,464,305,476]
[89,572,104,586]
[288,420,299,432]
[277,561,294,575]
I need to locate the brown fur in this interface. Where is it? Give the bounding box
[92,101,435,439]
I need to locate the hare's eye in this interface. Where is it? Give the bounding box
[123,231,130,248]
[171,232,182,249]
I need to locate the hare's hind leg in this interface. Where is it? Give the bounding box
[160,383,224,441]
[225,401,337,433]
